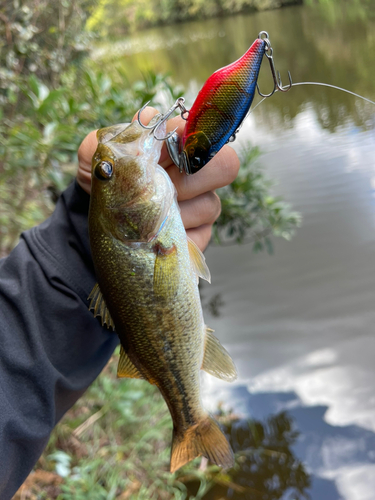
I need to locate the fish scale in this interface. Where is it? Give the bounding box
[91,202,205,424]
[88,119,237,472]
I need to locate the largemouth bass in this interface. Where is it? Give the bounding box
[88,116,237,472]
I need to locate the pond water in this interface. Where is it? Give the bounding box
[95,3,375,499]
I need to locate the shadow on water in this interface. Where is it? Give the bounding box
[177,406,312,500]
[180,386,375,499]
[202,386,375,500]
[177,388,373,500]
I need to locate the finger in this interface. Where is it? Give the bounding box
[132,106,160,124]
[165,144,240,201]
[179,191,221,229]
[77,130,98,194]
[78,130,98,170]
[186,224,213,253]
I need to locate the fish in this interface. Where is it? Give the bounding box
[166,36,266,175]
[88,116,237,472]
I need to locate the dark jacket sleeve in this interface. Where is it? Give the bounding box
[0,180,119,499]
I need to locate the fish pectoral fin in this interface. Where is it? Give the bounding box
[202,327,237,382]
[88,283,115,330]
[117,345,144,379]
[170,415,234,473]
[153,243,179,300]
[187,236,211,283]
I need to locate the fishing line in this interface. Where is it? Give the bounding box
[291,82,375,106]
[251,81,375,114]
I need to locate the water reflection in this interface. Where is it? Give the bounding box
[179,408,312,500]
[201,92,375,498]
[201,386,375,500]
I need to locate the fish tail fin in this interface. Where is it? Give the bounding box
[170,415,234,473]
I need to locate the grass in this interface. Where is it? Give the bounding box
[15,348,185,499]
[15,348,311,500]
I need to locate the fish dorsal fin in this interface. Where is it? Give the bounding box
[88,283,116,330]
[153,243,179,300]
[187,236,211,283]
[202,327,237,382]
[117,346,144,379]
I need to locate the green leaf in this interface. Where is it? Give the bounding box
[28,74,40,96]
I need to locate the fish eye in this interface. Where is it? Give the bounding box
[94,161,113,181]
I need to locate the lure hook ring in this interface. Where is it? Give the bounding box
[258,30,269,40]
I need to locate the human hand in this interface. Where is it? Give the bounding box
[77,107,239,251]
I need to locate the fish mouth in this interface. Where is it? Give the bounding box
[107,141,142,160]
[100,123,130,144]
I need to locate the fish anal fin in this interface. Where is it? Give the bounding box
[187,236,211,283]
[202,327,237,382]
[153,243,179,300]
[170,415,234,473]
[117,345,144,379]
[88,283,115,330]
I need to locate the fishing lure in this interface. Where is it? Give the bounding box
[138,31,292,175]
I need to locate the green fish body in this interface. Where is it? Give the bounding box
[88,118,237,471]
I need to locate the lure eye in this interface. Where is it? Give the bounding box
[187,146,195,156]
[94,160,113,181]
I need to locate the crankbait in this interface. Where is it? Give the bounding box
[138,31,291,175]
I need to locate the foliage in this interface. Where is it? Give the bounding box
[1,66,301,256]
[86,0,301,37]
[0,67,181,255]
[306,0,375,22]
[0,62,300,257]
[215,146,301,253]
[0,0,93,111]
[0,1,184,254]
[0,0,91,255]
[15,349,311,500]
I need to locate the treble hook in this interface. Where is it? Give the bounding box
[137,97,189,141]
[256,31,292,98]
